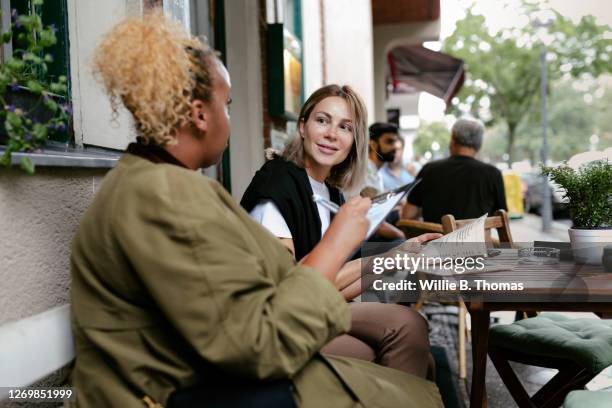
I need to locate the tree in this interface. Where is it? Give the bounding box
[413,121,450,158]
[480,80,612,164]
[443,1,612,163]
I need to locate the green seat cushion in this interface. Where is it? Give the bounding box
[489,314,612,373]
[564,390,612,408]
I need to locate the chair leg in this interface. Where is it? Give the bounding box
[470,310,491,408]
[490,345,597,408]
[533,368,595,408]
[466,310,472,344]
[488,348,536,408]
[458,303,467,379]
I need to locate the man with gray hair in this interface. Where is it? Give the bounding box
[402,118,507,223]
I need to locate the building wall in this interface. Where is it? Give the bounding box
[322,0,375,124]
[225,0,265,200]
[301,0,375,122]
[0,168,107,326]
[301,0,323,97]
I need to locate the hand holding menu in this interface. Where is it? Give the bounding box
[417,214,515,275]
[364,180,420,239]
[313,181,419,240]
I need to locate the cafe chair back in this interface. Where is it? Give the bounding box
[439,209,516,380]
[396,219,443,239]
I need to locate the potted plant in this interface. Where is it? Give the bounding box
[542,160,612,264]
[0,0,70,174]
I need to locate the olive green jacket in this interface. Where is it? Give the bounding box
[69,154,442,407]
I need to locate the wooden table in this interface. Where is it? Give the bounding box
[460,257,612,408]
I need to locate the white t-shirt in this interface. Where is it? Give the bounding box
[249,176,332,239]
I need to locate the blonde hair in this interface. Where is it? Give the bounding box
[92,12,215,146]
[282,84,368,191]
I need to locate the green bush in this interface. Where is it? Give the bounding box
[542,160,612,229]
[0,0,70,174]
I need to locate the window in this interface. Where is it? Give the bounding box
[163,0,190,33]
[267,0,304,119]
[70,0,219,153]
[0,0,227,173]
[69,0,145,150]
[2,0,71,143]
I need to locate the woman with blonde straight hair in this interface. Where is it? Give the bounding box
[281,84,368,192]
[242,85,439,379]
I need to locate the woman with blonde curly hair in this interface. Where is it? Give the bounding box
[69,12,442,408]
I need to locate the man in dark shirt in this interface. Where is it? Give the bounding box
[402,118,507,223]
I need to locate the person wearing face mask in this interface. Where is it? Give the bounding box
[380,137,415,191]
[361,122,400,196]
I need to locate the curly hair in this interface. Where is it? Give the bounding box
[282,84,368,191]
[92,12,215,146]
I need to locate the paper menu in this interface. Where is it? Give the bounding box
[420,213,488,259]
[365,193,405,238]
[364,181,419,239]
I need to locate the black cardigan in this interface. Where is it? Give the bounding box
[241,158,344,261]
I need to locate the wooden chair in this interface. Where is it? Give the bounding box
[440,209,514,380]
[396,219,443,239]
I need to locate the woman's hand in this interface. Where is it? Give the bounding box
[302,197,371,283]
[323,196,371,250]
[409,232,443,245]
[392,232,443,254]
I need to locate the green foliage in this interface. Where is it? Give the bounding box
[443,1,612,163]
[0,1,70,173]
[413,121,450,157]
[519,82,593,160]
[542,160,612,228]
[481,81,612,164]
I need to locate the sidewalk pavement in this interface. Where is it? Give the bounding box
[508,213,571,242]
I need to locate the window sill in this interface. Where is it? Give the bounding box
[0,143,121,169]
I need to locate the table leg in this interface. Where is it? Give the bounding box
[470,309,490,408]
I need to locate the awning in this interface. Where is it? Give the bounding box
[387,44,465,106]
[372,0,440,25]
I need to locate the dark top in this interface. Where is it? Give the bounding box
[408,155,507,223]
[241,158,344,261]
[126,140,188,168]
